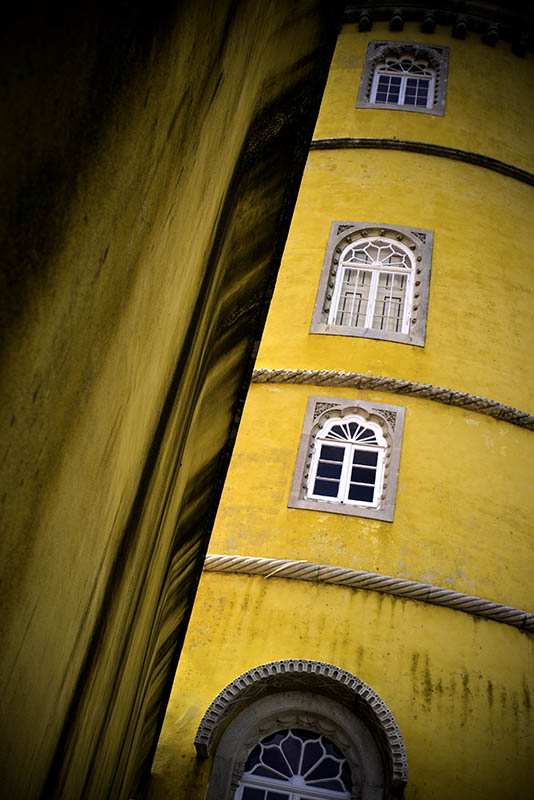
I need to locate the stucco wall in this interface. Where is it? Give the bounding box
[150,20,534,800]
[0,2,339,797]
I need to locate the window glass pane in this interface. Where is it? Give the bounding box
[306,755,340,780]
[301,740,323,774]
[313,478,339,498]
[352,449,378,467]
[316,460,342,479]
[335,268,370,326]
[242,788,266,800]
[351,466,376,485]
[281,733,302,773]
[348,483,375,502]
[266,793,289,800]
[253,766,287,780]
[372,272,406,332]
[262,746,291,777]
[319,444,345,462]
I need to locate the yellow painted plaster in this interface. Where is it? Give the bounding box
[152,573,534,800]
[209,384,533,612]
[256,149,534,412]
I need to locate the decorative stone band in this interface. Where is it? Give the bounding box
[251,368,534,431]
[195,658,408,791]
[309,138,534,187]
[204,555,534,633]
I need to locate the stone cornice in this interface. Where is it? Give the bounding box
[343,2,534,54]
[251,368,534,430]
[310,137,534,185]
[204,555,534,633]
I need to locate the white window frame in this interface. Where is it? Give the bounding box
[308,417,387,508]
[369,58,435,109]
[288,397,405,523]
[310,222,433,348]
[357,41,449,117]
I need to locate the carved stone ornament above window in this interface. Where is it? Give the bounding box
[357,41,449,116]
[310,221,433,348]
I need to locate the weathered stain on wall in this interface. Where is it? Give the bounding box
[0,2,340,797]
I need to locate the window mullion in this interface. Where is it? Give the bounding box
[339,444,352,502]
[399,75,407,105]
[365,270,379,327]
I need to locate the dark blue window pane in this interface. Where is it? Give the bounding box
[281,734,301,773]
[262,746,291,777]
[351,466,376,484]
[352,449,378,467]
[317,460,342,479]
[266,792,289,800]
[320,444,345,462]
[313,478,339,497]
[245,744,262,770]
[253,766,285,780]
[348,483,375,502]
[329,424,346,438]
[242,788,265,800]
[302,740,323,774]
[307,755,339,780]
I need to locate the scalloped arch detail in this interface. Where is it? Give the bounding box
[194,659,408,790]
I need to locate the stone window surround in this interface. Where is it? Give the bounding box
[356,40,449,116]
[310,221,433,348]
[288,396,405,523]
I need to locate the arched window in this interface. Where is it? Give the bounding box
[308,416,387,507]
[310,222,433,347]
[356,41,448,117]
[371,56,435,109]
[329,237,414,335]
[195,660,409,800]
[236,728,352,800]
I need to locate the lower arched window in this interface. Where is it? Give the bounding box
[236,728,352,800]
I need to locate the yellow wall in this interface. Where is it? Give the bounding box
[153,574,533,800]
[151,21,534,800]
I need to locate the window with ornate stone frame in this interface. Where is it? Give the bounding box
[195,659,408,800]
[310,222,433,347]
[288,397,405,523]
[356,41,449,116]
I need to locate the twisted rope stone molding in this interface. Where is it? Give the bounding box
[204,555,534,633]
[309,138,534,186]
[251,368,534,431]
[194,658,408,791]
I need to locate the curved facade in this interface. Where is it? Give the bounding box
[150,16,534,800]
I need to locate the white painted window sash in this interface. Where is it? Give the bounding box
[308,441,385,508]
[329,263,413,334]
[370,68,435,109]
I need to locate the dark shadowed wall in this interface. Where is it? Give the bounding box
[0,2,340,797]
